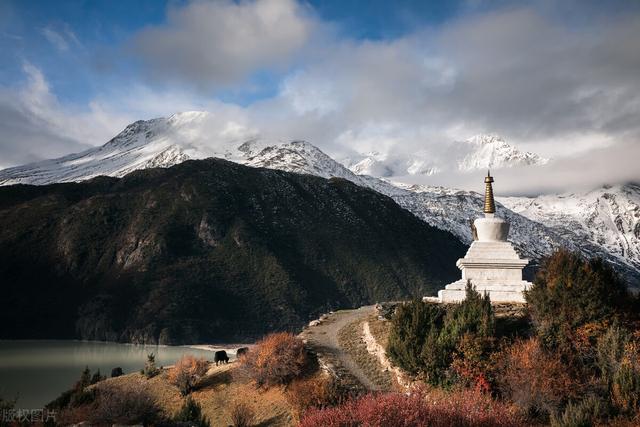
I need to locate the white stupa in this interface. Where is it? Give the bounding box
[434,172,533,303]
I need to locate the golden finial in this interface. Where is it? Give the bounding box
[483,170,495,214]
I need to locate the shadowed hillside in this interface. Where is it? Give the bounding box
[0,158,465,344]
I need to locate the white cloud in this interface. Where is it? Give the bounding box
[0,63,130,166]
[2,2,640,194]
[133,0,316,87]
[41,24,80,52]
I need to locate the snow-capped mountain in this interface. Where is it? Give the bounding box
[459,134,548,171]
[500,185,640,281]
[0,113,637,286]
[345,151,441,178]
[0,112,255,186]
[342,134,548,178]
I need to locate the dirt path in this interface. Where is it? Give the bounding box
[299,306,379,391]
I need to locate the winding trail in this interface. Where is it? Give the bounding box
[299,306,379,391]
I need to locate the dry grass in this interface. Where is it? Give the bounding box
[367,314,392,349]
[83,362,294,426]
[337,318,394,390]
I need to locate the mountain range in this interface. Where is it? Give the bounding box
[0,158,464,343]
[342,134,548,177]
[0,111,638,287]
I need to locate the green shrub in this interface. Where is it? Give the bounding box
[143,353,160,378]
[612,352,640,415]
[174,396,210,427]
[47,366,99,409]
[387,282,496,385]
[387,299,445,376]
[596,325,632,388]
[551,396,606,427]
[90,369,106,384]
[526,250,633,352]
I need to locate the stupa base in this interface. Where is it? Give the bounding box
[431,279,532,303]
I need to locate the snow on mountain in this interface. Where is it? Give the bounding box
[343,134,547,178]
[0,113,637,286]
[243,140,366,183]
[500,184,640,284]
[459,134,548,171]
[0,112,253,186]
[343,150,441,178]
[230,140,640,285]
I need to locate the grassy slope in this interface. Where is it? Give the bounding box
[60,363,295,427]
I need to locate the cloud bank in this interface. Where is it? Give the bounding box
[1,0,639,194]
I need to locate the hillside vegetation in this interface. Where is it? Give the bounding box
[0,158,465,344]
[383,250,640,426]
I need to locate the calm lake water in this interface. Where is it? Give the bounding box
[0,340,224,408]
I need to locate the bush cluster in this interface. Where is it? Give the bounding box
[299,387,524,427]
[497,337,575,418]
[241,332,308,387]
[384,250,640,425]
[168,354,209,395]
[286,373,347,415]
[387,282,494,386]
[142,352,161,378]
[89,382,161,425]
[47,366,104,409]
[229,400,255,427]
[174,396,210,427]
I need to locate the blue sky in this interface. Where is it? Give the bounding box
[0,0,469,106]
[1,0,639,191]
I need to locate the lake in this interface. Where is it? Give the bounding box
[0,340,229,408]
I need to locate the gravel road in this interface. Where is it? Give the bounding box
[299,305,379,391]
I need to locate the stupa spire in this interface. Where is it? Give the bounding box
[483,170,495,214]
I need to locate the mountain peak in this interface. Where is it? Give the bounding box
[458,134,548,172]
[465,134,507,146]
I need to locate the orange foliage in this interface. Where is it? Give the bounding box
[241,332,308,387]
[168,354,208,395]
[450,333,495,394]
[497,338,576,417]
[286,373,343,415]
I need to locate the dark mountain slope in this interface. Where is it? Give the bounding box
[0,159,465,344]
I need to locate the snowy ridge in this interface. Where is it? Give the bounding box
[0,112,251,186]
[0,112,637,286]
[342,134,547,178]
[500,185,640,281]
[459,134,548,171]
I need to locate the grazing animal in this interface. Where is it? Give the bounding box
[236,347,249,358]
[214,350,229,366]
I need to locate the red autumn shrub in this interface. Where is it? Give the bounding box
[450,332,495,394]
[497,338,576,419]
[299,386,525,427]
[241,332,307,387]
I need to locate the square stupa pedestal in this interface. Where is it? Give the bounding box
[434,241,533,303]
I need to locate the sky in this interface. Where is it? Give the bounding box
[1,0,639,194]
